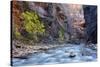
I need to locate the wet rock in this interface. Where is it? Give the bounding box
[14,53,33,59]
[68,52,76,58]
[38,48,48,51]
[14,56,28,59]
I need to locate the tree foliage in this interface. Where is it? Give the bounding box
[22,11,45,41]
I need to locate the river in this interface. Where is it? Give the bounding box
[12,44,97,66]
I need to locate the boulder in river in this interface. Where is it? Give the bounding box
[68,52,76,58]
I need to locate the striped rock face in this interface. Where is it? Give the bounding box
[59,4,86,39]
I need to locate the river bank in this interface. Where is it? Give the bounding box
[12,40,70,58]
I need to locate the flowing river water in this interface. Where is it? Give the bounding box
[12,44,97,66]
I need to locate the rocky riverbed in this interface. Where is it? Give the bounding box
[12,42,97,66]
[12,40,68,58]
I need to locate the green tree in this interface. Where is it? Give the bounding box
[22,11,45,42]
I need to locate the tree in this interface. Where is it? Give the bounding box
[22,11,45,41]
